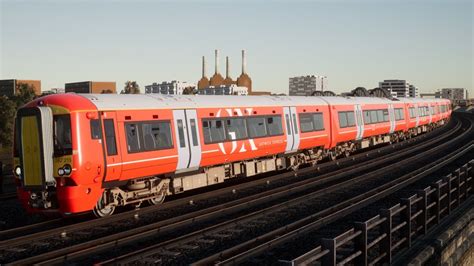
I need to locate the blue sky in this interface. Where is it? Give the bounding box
[0,0,472,95]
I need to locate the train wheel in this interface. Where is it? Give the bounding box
[93,195,115,218]
[148,190,166,205]
[329,150,337,161]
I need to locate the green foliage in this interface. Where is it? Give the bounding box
[121,81,140,94]
[182,86,197,95]
[0,96,17,147]
[12,83,36,107]
[0,83,37,147]
[101,89,114,94]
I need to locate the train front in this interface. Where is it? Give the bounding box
[13,94,103,215]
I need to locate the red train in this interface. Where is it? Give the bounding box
[13,94,451,217]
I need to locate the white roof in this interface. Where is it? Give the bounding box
[79,94,421,111]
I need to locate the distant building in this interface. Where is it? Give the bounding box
[41,88,65,95]
[145,81,196,95]
[420,91,441,98]
[378,79,419,98]
[65,81,116,94]
[0,79,41,96]
[198,84,248,95]
[289,75,327,96]
[441,88,467,100]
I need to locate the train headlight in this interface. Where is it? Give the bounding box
[14,166,22,177]
[58,168,65,176]
[63,164,72,175]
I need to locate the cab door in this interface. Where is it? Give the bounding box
[101,111,122,182]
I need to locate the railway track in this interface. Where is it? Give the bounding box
[0,111,454,240]
[1,114,466,264]
[260,150,474,265]
[0,192,16,202]
[98,114,473,265]
[192,114,473,265]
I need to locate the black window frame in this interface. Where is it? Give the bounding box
[266,115,284,136]
[224,117,248,140]
[125,120,174,154]
[202,114,285,145]
[90,119,102,140]
[103,119,118,156]
[299,112,324,133]
[53,114,73,156]
[338,111,355,128]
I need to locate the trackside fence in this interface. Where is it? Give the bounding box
[280,159,473,265]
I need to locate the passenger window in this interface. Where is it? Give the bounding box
[267,116,283,136]
[177,120,186,148]
[346,111,355,127]
[338,112,348,128]
[368,111,375,123]
[312,113,324,131]
[190,119,198,146]
[383,110,389,122]
[90,119,101,139]
[376,110,384,122]
[226,118,248,140]
[364,111,371,124]
[126,124,141,152]
[142,122,173,150]
[248,117,267,138]
[299,114,314,133]
[103,119,117,156]
[202,119,226,143]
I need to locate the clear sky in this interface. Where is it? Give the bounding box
[0,0,472,95]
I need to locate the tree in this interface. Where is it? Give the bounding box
[0,96,17,147]
[121,81,140,94]
[182,86,197,95]
[101,89,114,94]
[13,83,37,108]
[0,83,37,148]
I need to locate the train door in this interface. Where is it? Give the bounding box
[388,104,395,133]
[354,104,364,140]
[101,111,122,182]
[173,109,202,171]
[283,107,300,153]
[414,104,420,127]
[428,104,433,123]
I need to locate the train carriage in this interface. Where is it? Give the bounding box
[13,94,451,217]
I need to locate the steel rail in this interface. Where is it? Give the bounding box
[194,118,473,265]
[0,192,16,201]
[0,118,455,245]
[73,120,469,265]
[0,117,460,262]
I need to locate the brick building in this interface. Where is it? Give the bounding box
[65,81,116,94]
[0,79,41,97]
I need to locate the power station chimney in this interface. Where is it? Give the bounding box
[241,49,246,74]
[202,56,206,78]
[226,56,230,78]
[215,49,219,74]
